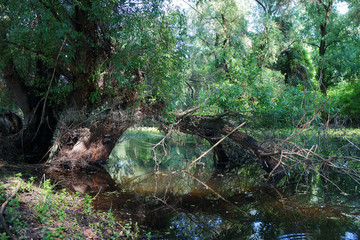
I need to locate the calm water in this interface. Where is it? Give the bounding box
[53,128,360,239]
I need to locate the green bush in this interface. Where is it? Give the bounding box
[255,83,326,128]
[328,79,360,123]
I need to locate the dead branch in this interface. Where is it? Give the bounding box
[266,151,284,181]
[32,37,67,142]
[182,122,246,171]
[182,170,248,214]
[275,97,330,149]
[0,181,21,240]
[171,108,200,119]
[344,136,360,151]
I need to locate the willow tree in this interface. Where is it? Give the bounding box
[184,0,256,113]
[252,0,293,68]
[0,0,186,163]
[299,0,351,95]
[0,0,286,182]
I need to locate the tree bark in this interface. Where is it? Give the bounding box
[46,100,163,171]
[47,118,133,171]
[1,59,59,162]
[317,0,333,95]
[176,115,285,183]
[2,60,31,123]
[0,111,22,136]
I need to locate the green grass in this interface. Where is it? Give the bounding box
[0,174,149,240]
[252,127,360,154]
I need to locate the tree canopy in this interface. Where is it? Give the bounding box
[0,0,359,164]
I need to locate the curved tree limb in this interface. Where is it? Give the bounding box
[255,0,267,14]
[176,115,286,183]
[182,122,246,171]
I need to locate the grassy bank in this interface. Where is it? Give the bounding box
[0,174,148,240]
[251,127,360,156]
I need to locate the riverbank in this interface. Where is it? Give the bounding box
[0,162,148,239]
[1,126,359,239]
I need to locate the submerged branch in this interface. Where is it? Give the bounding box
[182,170,248,214]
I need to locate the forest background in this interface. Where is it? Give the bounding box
[0,0,359,175]
[1,0,360,129]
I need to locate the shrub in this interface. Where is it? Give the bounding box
[328,79,360,123]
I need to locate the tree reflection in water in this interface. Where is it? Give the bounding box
[51,129,360,239]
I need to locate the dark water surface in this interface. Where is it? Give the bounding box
[51,129,360,239]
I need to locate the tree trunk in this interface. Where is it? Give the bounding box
[2,60,59,162]
[317,0,333,95]
[176,115,286,183]
[46,100,163,171]
[47,118,133,171]
[2,61,31,123]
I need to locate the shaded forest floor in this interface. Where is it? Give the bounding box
[0,160,145,240]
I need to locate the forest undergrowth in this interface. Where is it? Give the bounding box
[0,172,149,240]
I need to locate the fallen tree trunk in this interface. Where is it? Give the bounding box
[45,104,285,184]
[176,115,286,183]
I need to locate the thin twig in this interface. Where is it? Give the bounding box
[0,181,21,240]
[275,97,330,149]
[32,37,67,142]
[91,186,103,200]
[319,172,348,195]
[344,136,360,151]
[182,122,246,171]
[182,170,248,214]
[266,150,284,181]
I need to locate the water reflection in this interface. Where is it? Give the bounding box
[50,170,115,195]
[52,128,360,239]
[106,129,215,183]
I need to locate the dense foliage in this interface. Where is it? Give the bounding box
[0,0,359,125]
[189,0,359,125]
[0,0,360,132]
[0,0,186,113]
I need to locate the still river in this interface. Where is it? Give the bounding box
[52,128,360,239]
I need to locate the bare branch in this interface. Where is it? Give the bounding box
[182,122,246,171]
[316,0,328,10]
[255,0,267,13]
[325,39,340,50]
[4,40,43,55]
[306,42,321,48]
[0,180,21,240]
[171,108,200,118]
